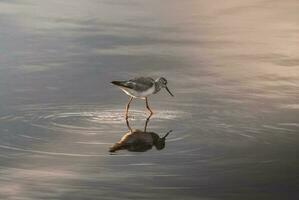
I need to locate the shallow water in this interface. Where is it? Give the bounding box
[0,0,298,199]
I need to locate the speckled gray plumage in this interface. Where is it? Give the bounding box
[111,77,155,92]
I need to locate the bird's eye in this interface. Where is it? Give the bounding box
[160,78,167,85]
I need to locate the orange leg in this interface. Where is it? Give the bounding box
[125,97,133,119]
[144,114,152,132]
[145,97,154,115]
[125,117,132,132]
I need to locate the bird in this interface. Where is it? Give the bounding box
[109,129,172,153]
[111,77,174,118]
[109,116,172,153]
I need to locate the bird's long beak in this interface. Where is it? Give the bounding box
[165,86,174,97]
[162,130,172,139]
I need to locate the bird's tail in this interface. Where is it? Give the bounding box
[111,81,132,89]
[109,143,124,153]
[111,81,125,87]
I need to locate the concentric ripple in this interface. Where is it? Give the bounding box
[1,104,185,133]
[0,104,188,157]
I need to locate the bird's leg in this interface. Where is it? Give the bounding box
[144,114,152,132]
[145,97,154,116]
[126,117,133,132]
[125,97,133,119]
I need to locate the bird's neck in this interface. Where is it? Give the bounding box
[154,81,162,93]
[150,132,160,144]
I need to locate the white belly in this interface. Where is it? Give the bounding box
[121,86,155,99]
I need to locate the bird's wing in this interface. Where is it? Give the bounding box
[128,77,154,92]
[127,139,152,152]
[112,77,154,91]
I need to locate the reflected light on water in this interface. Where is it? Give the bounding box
[0,0,298,199]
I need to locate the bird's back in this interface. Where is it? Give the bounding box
[109,130,154,152]
[112,77,154,92]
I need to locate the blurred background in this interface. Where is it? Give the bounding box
[0,0,298,199]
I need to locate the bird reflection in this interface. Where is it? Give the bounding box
[109,116,171,153]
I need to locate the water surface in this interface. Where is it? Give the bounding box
[0,0,298,199]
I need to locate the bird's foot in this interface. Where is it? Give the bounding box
[147,111,154,117]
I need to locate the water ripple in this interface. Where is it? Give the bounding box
[0,104,187,157]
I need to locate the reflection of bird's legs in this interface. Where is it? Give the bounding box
[125,97,133,119]
[144,114,152,132]
[126,117,132,132]
[145,97,154,116]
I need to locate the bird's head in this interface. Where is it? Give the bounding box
[155,130,172,150]
[156,77,174,97]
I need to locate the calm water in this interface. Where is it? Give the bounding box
[0,0,298,199]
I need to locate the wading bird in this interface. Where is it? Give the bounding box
[111,77,174,118]
[109,116,172,153]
